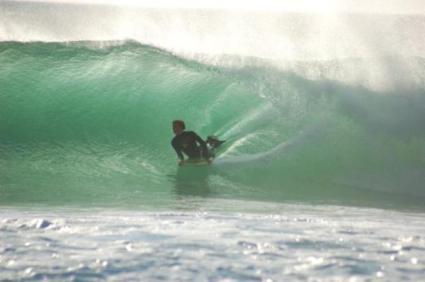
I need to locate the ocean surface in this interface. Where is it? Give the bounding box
[1,1,425,281]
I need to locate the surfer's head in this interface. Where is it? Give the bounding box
[172,120,185,135]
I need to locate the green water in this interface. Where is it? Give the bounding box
[1,41,424,209]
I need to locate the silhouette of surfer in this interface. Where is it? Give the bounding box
[171,120,225,166]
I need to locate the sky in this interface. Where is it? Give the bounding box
[9,0,425,15]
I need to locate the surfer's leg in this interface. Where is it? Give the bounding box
[208,148,216,158]
[206,136,225,149]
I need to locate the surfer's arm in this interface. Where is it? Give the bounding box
[171,140,184,161]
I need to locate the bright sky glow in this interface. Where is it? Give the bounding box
[11,0,425,14]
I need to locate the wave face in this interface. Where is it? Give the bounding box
[1,2,425,209]
[1,40,424,209]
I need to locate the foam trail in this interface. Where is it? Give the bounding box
[215,125,321,165]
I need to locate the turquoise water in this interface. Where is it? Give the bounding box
[1,2,425,281]
[1,40,424,209]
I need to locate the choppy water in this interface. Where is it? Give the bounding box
[1,204,425,281]
[1,1,425,281]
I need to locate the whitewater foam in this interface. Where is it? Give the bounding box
[1,205,424,281]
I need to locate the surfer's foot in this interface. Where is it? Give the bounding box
[206,136,226,148]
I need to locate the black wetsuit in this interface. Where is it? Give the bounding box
[171,131,209,160]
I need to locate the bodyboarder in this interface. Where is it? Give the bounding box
[171,120,225,166]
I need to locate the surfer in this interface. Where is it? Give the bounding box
[171,120,210,166]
